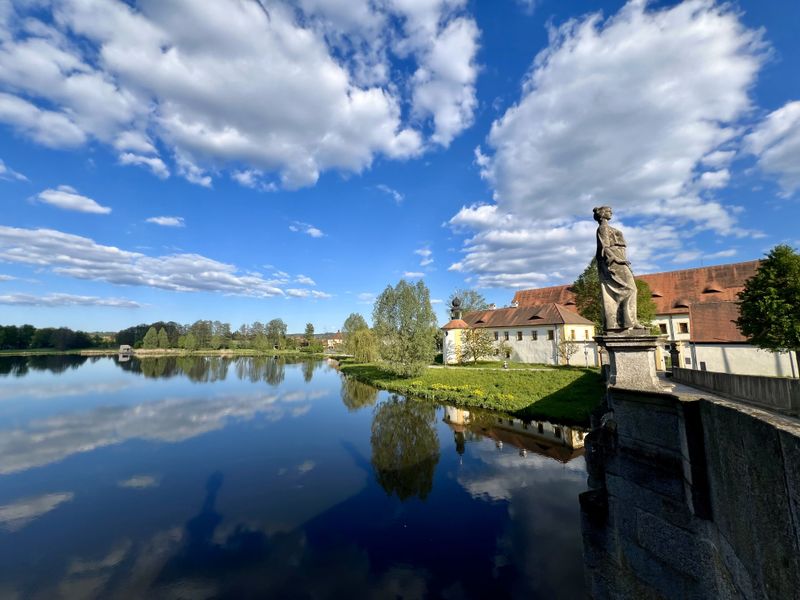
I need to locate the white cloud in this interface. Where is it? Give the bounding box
[0,292,141,308]
[119,152,169,179]
[357,292,376,304]
[477,0,763,230]
[146,216,184,228]
[295,274,316,286]
[232,169,277,191]
[0,158,26,181]
[289,221,324,238]
[744,100,800,197]
[376,184,404,204]
[0,274,15,281]
[698,169,730,190]
[34,185,111,214]
[409,15,480,146]
[0,225,331,299]
[449,0,766,289]
[285,288,332,299]
[671,248,737,264]
[403,271,424,278]
[431,298,443,304]
[0,0,479,187]
[448,204,680,288]
[414,246,434,266]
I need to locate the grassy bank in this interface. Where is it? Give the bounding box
[339,362,605,425]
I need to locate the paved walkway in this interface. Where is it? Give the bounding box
[659,373,800,424]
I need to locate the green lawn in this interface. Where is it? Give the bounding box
[339,362,605,425]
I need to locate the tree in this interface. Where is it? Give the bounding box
[448,288,489,314]
[572,258,658,330]
[737,244,800,371]
[143,326,158,349]
[180,332,199,351]
[266,319,287,348]
[373,279,438,376]
[343,312,370,356]
[157,328,170,349]
[304,322,315,345]
[635,279,657,330]
[557,338,579,366]
[349,328,378,363]
[459,328,494,364]
[573,259,602,327]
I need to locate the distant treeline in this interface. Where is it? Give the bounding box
[0,324,109,351]
[116,319,324,352]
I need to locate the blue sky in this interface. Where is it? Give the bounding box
[0,0,798,333]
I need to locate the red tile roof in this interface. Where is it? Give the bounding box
[442,319,469,330]
[512,260,760,316]
[459,303,593,329]
[688,302,746,343]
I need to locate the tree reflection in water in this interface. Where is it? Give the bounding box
[302,360,316,382]
[234,356,285,386]
[0,355,88,377]
[340,378,379,412]
[370,395,440,501]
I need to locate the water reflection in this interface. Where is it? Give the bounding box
[0,356,591,598]
[0,354,89,376]
[340,378,379,412]
[370,395,440,501]
[0,389,318,475]
[442,406,586,463]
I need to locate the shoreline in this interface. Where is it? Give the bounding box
[0,348,342,359]
[337,361,604,426]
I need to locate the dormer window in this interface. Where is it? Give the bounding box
[651,290,663,298]
[702,284,723,293]
[673,298,690,309]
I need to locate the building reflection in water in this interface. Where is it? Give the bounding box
[442,406,586,463]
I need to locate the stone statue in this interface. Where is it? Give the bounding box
[594,206,643,332]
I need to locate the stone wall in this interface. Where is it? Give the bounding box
[673,366,800,416]
[581,389,800,599]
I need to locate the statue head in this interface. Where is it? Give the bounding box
[593,206,612,223]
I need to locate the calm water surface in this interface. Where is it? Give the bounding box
[0,356,588,599]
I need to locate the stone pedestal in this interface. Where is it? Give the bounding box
[596,333,666,391]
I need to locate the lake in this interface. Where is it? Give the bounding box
[0,355,588,599]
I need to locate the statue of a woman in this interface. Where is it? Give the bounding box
[594,206,642,331]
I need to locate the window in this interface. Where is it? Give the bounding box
[700,362,707,371]
[531,331,538,341]
[585,329,590,340]
[504,331,509,341]
[494,331,498,341]
[494,348,499,356]
[505,350,511,359]
[569,330,575,340]
[685,357,692,365]
[659,323,667,334]
[517,331,523,341]
[547,330,554,341]
[679,322,689,334]
[537,423,544,433]
[444,331,448,337]
[554,427,562,439]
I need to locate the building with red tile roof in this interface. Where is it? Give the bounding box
[441,302,597,366]
[510,261,798,376]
